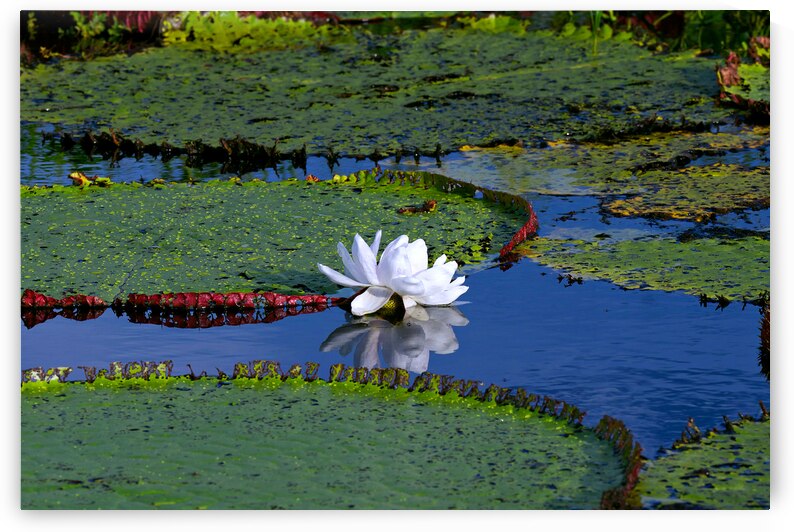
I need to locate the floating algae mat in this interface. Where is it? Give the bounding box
[635,415,770,509]
[21,170,530,301]
[21,364,630,509]
[516,235,769,301]
[20,18,733,156]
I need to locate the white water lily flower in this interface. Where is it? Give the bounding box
[318,232,468,316]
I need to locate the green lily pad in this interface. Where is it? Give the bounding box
[516,235,769,301]
[635,417,769,509]
[722,63,770,107]
[21,362,629,509]
[21,170,529,301]
[21,19,731,156]
[415,126,769,207]
[604,163,769,222]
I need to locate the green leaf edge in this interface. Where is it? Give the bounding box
[22,358,641,509]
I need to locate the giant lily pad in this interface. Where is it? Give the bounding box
[635,415,769,509]
[21,361,633,509]
[516,234,769,301]
[21,17,732,157]
[404,127,769,213]
[604,163,769,222]
[21,170,530,301]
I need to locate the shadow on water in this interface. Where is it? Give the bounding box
[21,256,769,453]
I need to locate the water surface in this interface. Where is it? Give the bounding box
[21,257,768,454]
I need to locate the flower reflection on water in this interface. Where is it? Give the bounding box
[320,305,469,373]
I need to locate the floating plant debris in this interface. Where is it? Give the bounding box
[634,406,770,509]
[22,360,638,509]
[21,169,536,302]
[410,127,770,222]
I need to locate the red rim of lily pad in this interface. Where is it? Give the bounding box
[20,289,341,329]
[20,170,540,314]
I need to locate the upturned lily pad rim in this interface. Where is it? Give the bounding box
[670,400,770,451]
[634,405,770,509]
[22,359,642,509]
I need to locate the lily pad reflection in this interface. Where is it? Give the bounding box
[320,306,469,373]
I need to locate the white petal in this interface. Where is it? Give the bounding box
[403,297,417,309]
[433,254,448,267]
[318,263,369,288]
[450,275,466,287]
[379,235,409,264]
[439,259,458,276]
[378,244,413,284]
[405,239,428,274]
[337,242,365,282]
[352,234,380,285]
[389,276,425,296]
[415,263,456,290]
[370,230,383,258]
[351,286,394,316]
[413,284,469,306]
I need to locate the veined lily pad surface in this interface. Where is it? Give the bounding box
[21,170,528,301]
[21,369,626,510]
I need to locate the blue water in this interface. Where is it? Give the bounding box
[21,257,768,454]
[20,125,770,455]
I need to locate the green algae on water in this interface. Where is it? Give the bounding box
[604,163,769,222]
